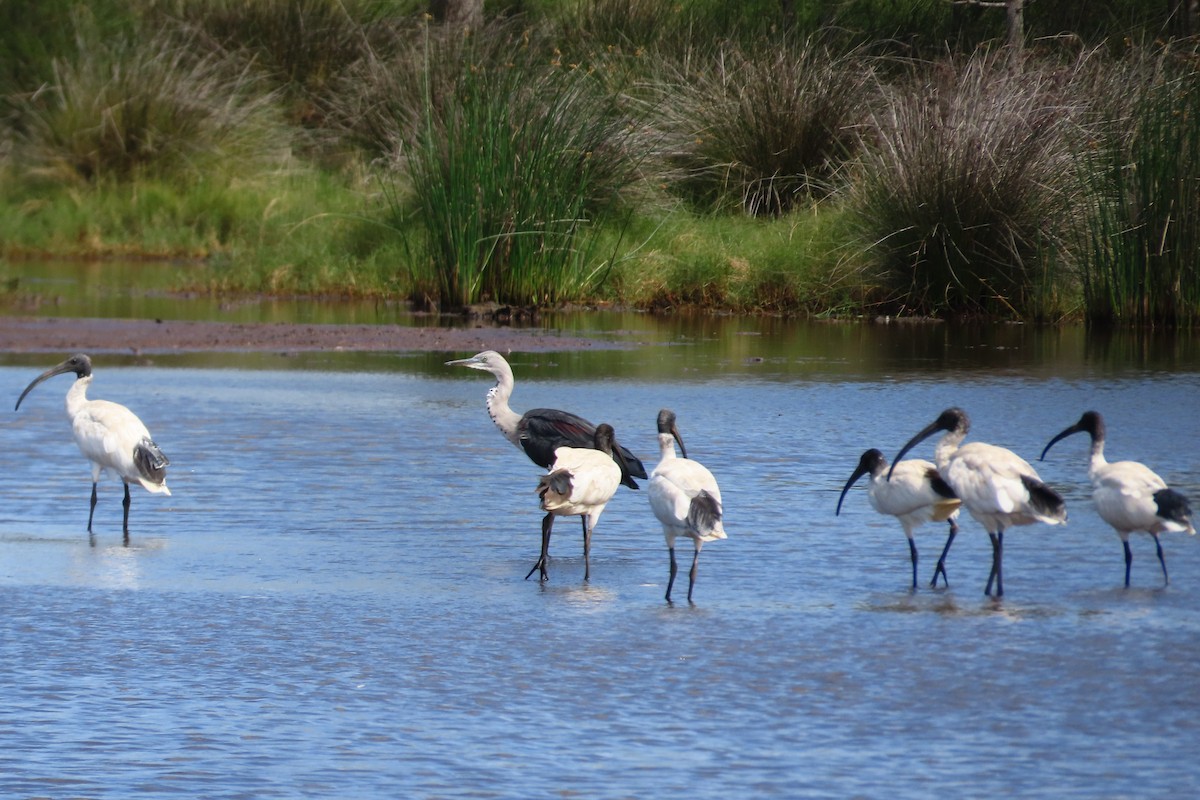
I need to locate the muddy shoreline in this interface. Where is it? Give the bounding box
[0,316,614,355]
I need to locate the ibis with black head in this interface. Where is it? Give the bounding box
[836,448,961,590]
[1042,410,1194,587]
[15,354,170,544]
[529,423,623,582]
[890,408,1066,598]
[647,409,727,604]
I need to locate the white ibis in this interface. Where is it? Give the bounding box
[15,353,170,544]
[446,350,647,576]
[1041,410,1194,587]
[836,448,961,590]
[530,423,623,582]
[890,408,1066,598]
[648,409,727,604]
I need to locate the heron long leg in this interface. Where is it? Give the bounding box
[666,546,678,602]
[525,513,553,581]
[1154,534,1169,586]
[931,519,957,588]
[87,482,98,533]
[1123,540,1133,588]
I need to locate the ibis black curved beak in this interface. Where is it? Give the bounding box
[15,360,75,411]
[670,421,688,461]
[835,462,870,516]
[887,419,945,481]
[1040,423,1083,462]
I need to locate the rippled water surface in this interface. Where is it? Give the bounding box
[2,323,1199,799]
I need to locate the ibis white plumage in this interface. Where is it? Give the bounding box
[15,353,170,543]
[1041,410,1194,587]
[648,409,727,603]
[836,448,961,590]
[891,408,1066,598]
[530,423,623,582]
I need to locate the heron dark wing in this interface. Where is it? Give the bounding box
[615,443,648,480]
[134,438,169,484]
[520,409,596,468]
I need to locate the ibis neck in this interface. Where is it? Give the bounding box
[485,379,523,448]
[65,375,91,419]
[933,430,965,472]
[657,432,678,462]
[1087,433,1108,476]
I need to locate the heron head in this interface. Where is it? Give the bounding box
[445,350,511,378]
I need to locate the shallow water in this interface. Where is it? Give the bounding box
[2,320,1200,798]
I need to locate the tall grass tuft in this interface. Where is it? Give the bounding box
[10,25,288,186]
[644,38,872,217]
[391,40,648,309]
[169,0,397,129]
[1075,55,1200,326]
[852,51,1081,318]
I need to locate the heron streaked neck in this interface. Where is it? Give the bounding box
[65,375,92,419]
[484,368,523,448]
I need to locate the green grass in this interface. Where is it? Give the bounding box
[385,38,650,308]
[2,2,1199,322]
[851,51,1081,319]
[1075,57,1200,325]
[604,200,863,314]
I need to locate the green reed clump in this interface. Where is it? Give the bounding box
[644,38,871,217]
[1075,56,1200,325]
[393,49,648,309]
[852,51,1080,318]
[9,27,287,185]
[327,19,534,161]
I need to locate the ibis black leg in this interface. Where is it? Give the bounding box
[907,537,919,591]
[687,547,701,604]
[87,482,98,533]
[525,513,553,581]
[1154,535,1169,586]
[122,483,132,546]
[581,516,592,582]
[1123,540,1133,588]
[985,531,1004,597]
[666,546,678,603]
[931,520,957,588]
